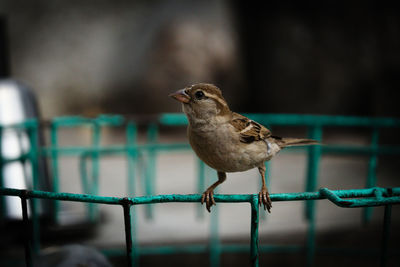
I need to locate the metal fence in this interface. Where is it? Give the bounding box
[1,113,400,267]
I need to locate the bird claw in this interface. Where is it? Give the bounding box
[201,190,216,212]
[258,190,272,213]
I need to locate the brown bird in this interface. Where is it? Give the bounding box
[169,83,317,212]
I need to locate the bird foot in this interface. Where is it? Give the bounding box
[201,189,216,212]
[258,189,272,213]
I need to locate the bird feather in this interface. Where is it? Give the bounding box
[230,113,271,144]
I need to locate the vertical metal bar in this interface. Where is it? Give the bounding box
[144,123,158,219]
[207,166,220,267]
[381,204,392,267]
[79,152,90,194]
[126,121,139,266]
[50,123,60,222]
[28,123,40,254]
[21,191,33,267]
[306,212,316,267]
[126,122,138,196]
[147,123,158,196]
[250,195,259,267]
[364,128,379,224]
[89,122,101,221]
[196,159,205,219]
[305,125,323,218]
[122,198,134,267]
[305,125,322,267]
[91,122,101,195]
[210,204,220,267]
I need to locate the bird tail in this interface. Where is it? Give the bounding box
[274,137,319,148]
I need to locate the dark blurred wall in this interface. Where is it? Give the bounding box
[1,0,399,117]
[232,1,400,117]
[0,17,10,77]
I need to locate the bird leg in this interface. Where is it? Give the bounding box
[201,171,226,212]
[258,165,272,212]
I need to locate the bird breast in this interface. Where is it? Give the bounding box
[188,122,273,173]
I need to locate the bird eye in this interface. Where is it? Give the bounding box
[195,90,205,99]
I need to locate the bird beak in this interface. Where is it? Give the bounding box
[169,89,190,103]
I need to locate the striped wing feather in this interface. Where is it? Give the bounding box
[230,113,271,143]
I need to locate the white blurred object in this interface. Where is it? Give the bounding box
[0,79,51,220]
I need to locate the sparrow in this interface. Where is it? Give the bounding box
[169,83,317,212]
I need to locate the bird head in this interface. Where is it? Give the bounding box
[169,83,230,122]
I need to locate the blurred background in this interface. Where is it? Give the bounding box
[1,0,399,117]
[1,1,400,267]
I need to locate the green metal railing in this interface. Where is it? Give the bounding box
[1,113,400,267]
[0,187,399,267]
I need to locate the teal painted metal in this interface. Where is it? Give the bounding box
[40,143,190,156]
[2,114,400,267]
[122,198,134,267]
[319,188,400,207]
[158,113,400,266]
[79,152,98,222]
[160,113,400,127]
[126,122,139,267]
[51,115,124,127]
[28,123,40,254]
[126,122,138,197]
[208,166,220,267]
[89,122,101,221]
[305,126,322,267]
[50,122,60,222]
[250,196,260,267]
[2,187,398,209]
[49,115,126,223]
[210,202,220,267]
[79,152,90,194]
[0,153,30,165]
[1,187,399,267]
[144,123,158,219]
[320,145,400,155]
[0,119,38,130]
[364,128,379,224]
[36,143,400,157]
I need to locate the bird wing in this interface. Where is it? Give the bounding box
[230,113,271,143]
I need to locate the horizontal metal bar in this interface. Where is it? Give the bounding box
[1,153,30,164]
[0,120,38,129]
[0,115,125,130]
[140,245,208,255]
[51,115,125,127]
[0,188,123,205]
[320,188,400,207]
[1,187,399,207]
[321,145,400,155]
[3,113,400,130]
[160,113,400,127]
[39,144,191,156]
[36,143,400,157]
